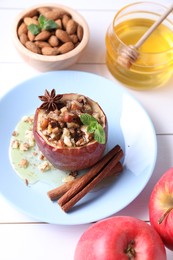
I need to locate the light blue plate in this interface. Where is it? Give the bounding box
[0,71,157,225]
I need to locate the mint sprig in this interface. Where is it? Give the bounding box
[38,15,58,30]
[28,24,41,35]
[28,15,58,35]
[80,113,106,144]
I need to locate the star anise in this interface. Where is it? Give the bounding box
[39,89,63,112]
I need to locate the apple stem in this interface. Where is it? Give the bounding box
[158,207,173,224]
[125,240,136,259]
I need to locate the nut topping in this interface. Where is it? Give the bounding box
[37,90,105,148]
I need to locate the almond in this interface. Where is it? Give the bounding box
[42,47,59,56]
[19,33,29,45]
[66,19,77,35]
[35,41,51,48]
[43,8,69,20]
[55,29,72,43]
[25,41,41,54]
[35,31,51,41]
[58,42,74,54]
[70,34,79,44]
[55,19,62,29]
[24,17,38,26]
[37,7,51,15]
[53,8,70,17]
[18,22,28,36]
[48,35,59,47]
[23,9,39,18]
[28,30,35,41]
[62,14,71,29]
[77,25,83,41]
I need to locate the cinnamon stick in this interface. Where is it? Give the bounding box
[48,161,123,201]
[48,178,78,201]
[58,146,123,212]
[58,145,121,206]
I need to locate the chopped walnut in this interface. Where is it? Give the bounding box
[39,153,45,160]
[66,122,79,129]
[12,131,18,136]
[38,161,51,172]
[76,137,86,146]
[60,106,68,114]
[47,110,59,121]
[92,112,100,122]
[77,95,87,104]
[19,142,30,151]
[25,179,29,186]
[11,139,20,149]
[27,139,35,147]
[63,175,75,183]
[22,115,34,124]
[64,135,73,147]
[38,95,104,148]
[70,100,83,111]
[25,130,35,147]
[18,159,29,168]
[83,104,92,114]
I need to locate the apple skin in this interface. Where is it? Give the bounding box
[149,167,173,251]
[33,93,108,171]
[74,216,166,260]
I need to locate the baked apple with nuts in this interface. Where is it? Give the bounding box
[33,89,107,171]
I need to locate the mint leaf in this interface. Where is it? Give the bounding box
[28,24,41,35]
[28,15,58,35]
[80,113,106,144]
[43,19,58,30]
[80,113,97,126]
[38,15,46,28]
[87,121,98,133]
[38,15,57,30]
[94,124,106,144]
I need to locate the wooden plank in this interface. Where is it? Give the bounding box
[0,223,172,259]
[0,0,172,9]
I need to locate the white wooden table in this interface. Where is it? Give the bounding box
[0,0,173,259]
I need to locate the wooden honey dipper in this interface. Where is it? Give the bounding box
[117,3,173,69]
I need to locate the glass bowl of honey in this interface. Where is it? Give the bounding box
[105,2,173,90]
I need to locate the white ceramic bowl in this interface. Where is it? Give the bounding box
[12,3,89,71]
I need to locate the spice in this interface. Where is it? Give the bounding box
[48,145,124,211]
[39,89,63,112]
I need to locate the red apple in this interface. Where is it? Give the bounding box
[33,92,107,171]
[74,216,166,260]
[149,167,173,250]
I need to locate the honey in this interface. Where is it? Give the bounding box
[105,3,173,90]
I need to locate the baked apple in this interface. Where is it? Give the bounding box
[33,89,107,171]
